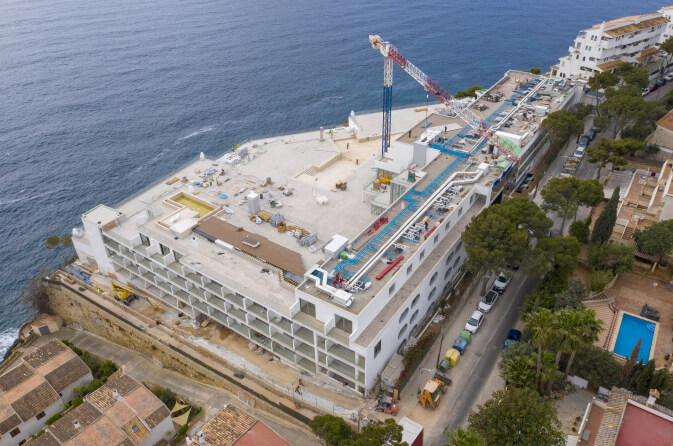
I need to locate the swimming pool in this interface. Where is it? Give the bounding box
[612,313,657,363]
[173,194,214,218]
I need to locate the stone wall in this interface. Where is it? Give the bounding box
[44,279,313,426]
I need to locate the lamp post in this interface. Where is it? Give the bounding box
[417,367,434,396]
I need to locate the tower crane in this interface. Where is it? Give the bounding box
[369,35,522,162]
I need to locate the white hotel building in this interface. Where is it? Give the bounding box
[72,71,571,395]
[553,12,669,80]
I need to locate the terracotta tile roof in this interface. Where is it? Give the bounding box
[87,373,139,412]
[0,412,21,436]
[597,60,624,71]
[44,357,90,393]
[199,406,256,446]
[63,416,128,446]
[36,349,78,377]
[49,402,103,443]
[11,381,59,421]
[144,406,169,430]
[656,110,673,132]
[122,386,162,419]
[23,340,68,369]
[605,16,669,37]
[117,439,134,446]
[106,401,136,427]
[0,363,35,392]
[234,421,290,446]
[120,416,150,445]
[25,431,61,446]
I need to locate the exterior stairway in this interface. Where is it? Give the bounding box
[622,226,635,240]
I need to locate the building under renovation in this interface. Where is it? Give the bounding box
[72,70,578,394]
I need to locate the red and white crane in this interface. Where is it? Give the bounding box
[369,35,522,162]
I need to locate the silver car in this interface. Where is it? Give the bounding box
[478,290,499,313]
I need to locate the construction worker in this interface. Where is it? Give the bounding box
[346,143,349,150]
[295,385,302,396]
[96,288,102,294]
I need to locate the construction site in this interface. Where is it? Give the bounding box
[67,36,581,428]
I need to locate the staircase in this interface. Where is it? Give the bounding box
[622,227,635,240]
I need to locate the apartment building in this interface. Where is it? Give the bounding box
[72,71,568,395]
[553,12,668,80]
[25,371,172,446]
[0,340,92,446]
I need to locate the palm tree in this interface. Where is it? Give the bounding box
[553,309,581,367]
[538,351,558,394]
[501,355,536,389]
[564,309,604,380]
[445,427,486,446]
[525,308,555,389]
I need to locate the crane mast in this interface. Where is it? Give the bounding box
[369,35,522,162]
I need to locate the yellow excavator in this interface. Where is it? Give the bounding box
[112,282,137,306]
[111,282,164,312]
[144,295,165,313]
[418,373,452,409]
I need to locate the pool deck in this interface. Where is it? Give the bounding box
[608,311,658,363]
[586,272,673,366]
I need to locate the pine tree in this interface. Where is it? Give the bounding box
[591,186,620,245]
[620,338,640,384]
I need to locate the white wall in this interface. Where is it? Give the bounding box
[0,400,62,446]
[60,372,93,403]
[143,416,174,446]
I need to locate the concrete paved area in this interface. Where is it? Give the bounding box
[389,270,536,446]
[555,390,594,436]
[32,328,321,446]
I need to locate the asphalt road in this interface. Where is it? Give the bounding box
[441,272,537,434]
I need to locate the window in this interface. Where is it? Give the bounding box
[589,57,595,61]
[419,250,425,261]
[335,315,353,333]
[410,309,419,323]
[470,194,474,204]
[428,287,437,301]
[374,341,382,357]
[454,256,461,267]
[160,243,170,255]
[398,308,409,323]
[407,264,413,276]
[299,299,316,317]
[430,271,438,285]
[444,267,453,281]
[411,294,420,307]
[36,411,46,420]
[19,441,26,446]
[456,241,463,250]
[445,253,454,265]
[10,427,20,438]
[398,324,407,339]
[458,207,463,216]
[433,234,439,245]
[389,283,396,295]
[131,425,140,433]
[139,233,151,247]
[174,251,183,262]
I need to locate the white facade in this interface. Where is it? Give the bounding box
[554,13,668,79]
[72,72,565,395]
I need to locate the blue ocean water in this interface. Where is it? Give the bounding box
[0,0,665,355]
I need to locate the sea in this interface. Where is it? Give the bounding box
[0,0,666,356]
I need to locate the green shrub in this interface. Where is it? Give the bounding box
[569,220,590,243]
[153,387,177,409]
[590,269,614,292]
[87,379,103,394]
[71,398,83,408]
[45,413,62,425]
[97,360,117,379]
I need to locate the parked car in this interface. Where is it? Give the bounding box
[648,83,658,92]
[658,51,668,58]
[665,73,673,82]
[577,135,590,150]
[642,88,650,97]
[586,127,596,141]
[515,183,529,193]
[478,290,499,313]
[465,310,485,334]
[502,329,522,351]
[573,146,586,158]
[492,271,512,294]
[655,79,665,88]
